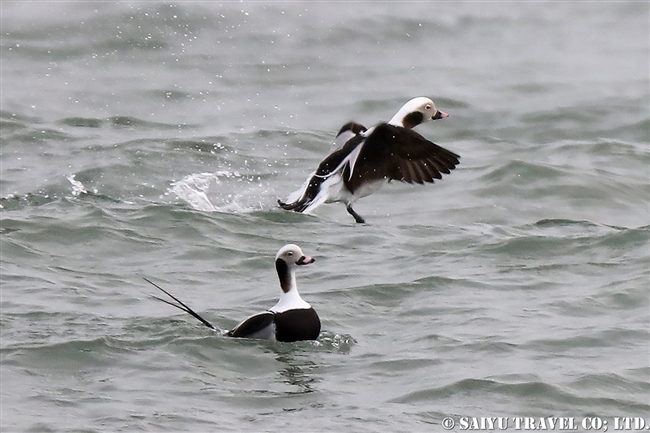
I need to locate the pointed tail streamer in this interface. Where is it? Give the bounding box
[145,277,219,332]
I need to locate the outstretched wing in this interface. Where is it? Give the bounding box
[331,121,368,152]
[345,123,460,192]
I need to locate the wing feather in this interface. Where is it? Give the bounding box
[345,123,460,191]
[227,312,275,338]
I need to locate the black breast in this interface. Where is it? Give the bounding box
[273,308,321,342]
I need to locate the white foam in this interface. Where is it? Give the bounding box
[168,171,269,213]
[66,174,87,197]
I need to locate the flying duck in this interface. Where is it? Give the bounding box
[278,97,460,223]
[147,244,320,342]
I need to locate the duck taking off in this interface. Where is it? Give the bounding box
[278,97,460,223]
[147,244,320,342]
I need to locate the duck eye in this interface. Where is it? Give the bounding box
[425,104,432,110]
[287,251,293,256]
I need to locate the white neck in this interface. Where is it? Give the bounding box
[388,108,409,127]
[270,271,311,313]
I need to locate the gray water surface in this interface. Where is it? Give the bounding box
[1,2,649,432]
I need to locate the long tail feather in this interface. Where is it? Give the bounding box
[144,277,218,331]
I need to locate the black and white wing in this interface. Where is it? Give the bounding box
[344,123,460,192]
[278,122,367,212]
[226,311,276,339]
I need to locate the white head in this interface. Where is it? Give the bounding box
[271,244,314,312]
[388,97,448,129]
[275,244,314,276]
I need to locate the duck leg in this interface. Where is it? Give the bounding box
[346,204,365,224]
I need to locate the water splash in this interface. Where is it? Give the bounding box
[66,174,88,197]
[168,172,218,211]
[168,170,271,213]
[313,331,357,354]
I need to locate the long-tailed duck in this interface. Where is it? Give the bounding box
[147,244,320,342]
[278,97,460,223]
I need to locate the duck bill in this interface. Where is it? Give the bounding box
[296,255,315,265]
[433,110,449,120]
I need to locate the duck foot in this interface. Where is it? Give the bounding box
[346,205,365,224]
